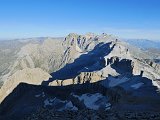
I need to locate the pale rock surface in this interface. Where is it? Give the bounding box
[49,72,104,86]
[0,68,51,103]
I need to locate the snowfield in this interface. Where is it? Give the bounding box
[72,93,111,110]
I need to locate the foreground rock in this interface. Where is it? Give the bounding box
[23,108,160,120]
[0,68,51,103]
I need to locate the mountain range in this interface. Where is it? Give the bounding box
[0,33,160,120]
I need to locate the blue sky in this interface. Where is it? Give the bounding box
[0,0,160,40]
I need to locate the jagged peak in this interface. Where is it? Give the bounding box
[67,33,79,38]
[84,32,97,39]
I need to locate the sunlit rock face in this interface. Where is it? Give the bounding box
[0,68,51,103]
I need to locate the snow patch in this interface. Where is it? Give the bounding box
[108,76,130,87]
[64,101,78,111]
[73,93,111,110]
[131,82,144,89]
[152,80,160,89]
[35,94,41,98]
[44,98,53,107]
[105,103,111,110]
[35,92,45,98]
[43,97,78,111]
[84,67,89,70]
[42,92,45,97]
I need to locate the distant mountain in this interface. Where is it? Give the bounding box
[123,39,160,50]
[123,39,160,62]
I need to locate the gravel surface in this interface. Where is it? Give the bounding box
[23,108,160,120]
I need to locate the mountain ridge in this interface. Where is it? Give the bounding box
[0,33,160,119]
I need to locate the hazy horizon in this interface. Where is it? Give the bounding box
[0,33,160,41]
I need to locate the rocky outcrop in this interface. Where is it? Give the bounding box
[49,37,160,88]
[144,59,160,73]
[23,108,160,120]
[49,72,104,86]
[74,72,104,84]
[0,68,51,103]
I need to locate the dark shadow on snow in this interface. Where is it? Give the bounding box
[1,75,160,120]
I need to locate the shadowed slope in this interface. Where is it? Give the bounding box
[42,42,114,85]
[1,75,160,120]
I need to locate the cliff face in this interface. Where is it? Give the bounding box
[49,72,104,86]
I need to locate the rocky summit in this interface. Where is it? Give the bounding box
[0,33,160,120]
